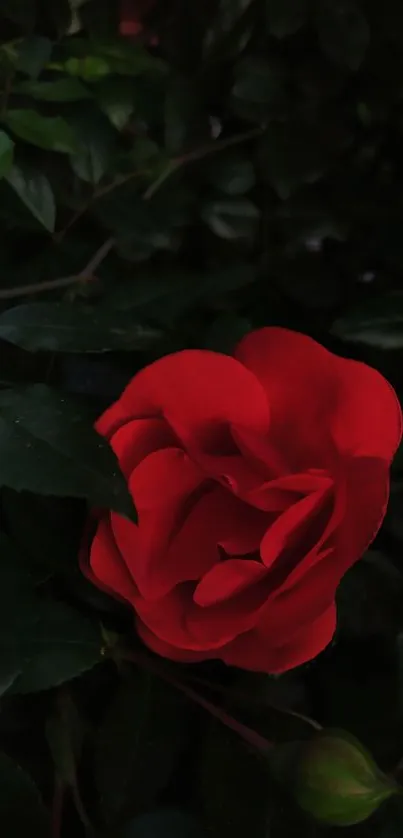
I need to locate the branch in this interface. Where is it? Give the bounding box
[56,126,264,236]
[119,647,273,756]
[144,126,263,200]
[0,237,115,301]
[0,128,264,300]
[51,778,64,838]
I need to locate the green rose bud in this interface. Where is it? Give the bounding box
[295,730,399,826]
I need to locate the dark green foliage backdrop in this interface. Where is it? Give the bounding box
[1,1,403,836]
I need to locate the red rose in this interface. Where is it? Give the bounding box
[119,0,156,37]
[85,328,401,673]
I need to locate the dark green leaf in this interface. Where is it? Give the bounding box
[122,811,205,838]
[231,55,287,121]
[331,292,403,347]
[63,55,111,80]
[46,693,84,787]
[0,302,162,352]
[0,533,31,693]
[201,719,271,838]
[0,384,136,519]
[204,314,252,353]
[96,77,135,130]
[70,115,114,184]
[0,0,35,28]
[164,77,209,155]
[0,658,19,696]
[5,110,78,154]
[206,152,255,195]
[90,40,168,77]
[13,78,92,101]
[0,753,49,837]
[129,137,161,167]
[337,551,403,639]
[266,0,309,38]
[7,600,102,694]
[202,198,259,240]
[15,36,52,77]
[50,0,73,37]
[1,490,83,580]
[315,0,370,71]
[95,671,189,826]
[5,165,55,231]
[0,535,101,694]
[61,39,167,79]
[0,130,14,178]
[0,534,101,696]
[258,120,329,198]
[204,0,255,57]
[107,266,256,322]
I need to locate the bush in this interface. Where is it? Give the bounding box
[1,2,403,836]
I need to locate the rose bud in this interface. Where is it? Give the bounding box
[295,730,399,826]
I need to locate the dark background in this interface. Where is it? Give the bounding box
[1,1,403,836]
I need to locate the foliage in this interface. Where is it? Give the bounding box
[1,1,403,837]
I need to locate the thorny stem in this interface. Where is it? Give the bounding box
[187,675,322,732]
[0,237,115,301]
[118,647,273,756]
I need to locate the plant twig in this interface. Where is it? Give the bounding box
[187,675,323,732]
[144,126,263,200]
[51,778,64,838]
[55,171,149,243]
[71,783,95,837]
[56,126,263,236]
[53,196,94,244]
[143,160,181,200]
[0,237,115,301]
[119,647,272,756]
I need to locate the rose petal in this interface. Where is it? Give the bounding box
[336,456,390,572]
[112,482,269,601]
[135,574,270,650]
[193,559,267,607]
[130,447,203,509]
[221,602,336,673]
[89,518,138,602]
[107,417,175,478]
[260,487,333,569]
[136,620,214,663]
[238,457,389,658]
[235,327,402,465]
[247,470,332,511]
[111,447,205,597]
[95,350,270,455]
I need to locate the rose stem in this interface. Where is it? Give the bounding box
[117,647,273,756]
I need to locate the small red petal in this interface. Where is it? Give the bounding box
[193,560,267,607]
[221,602,336,673]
